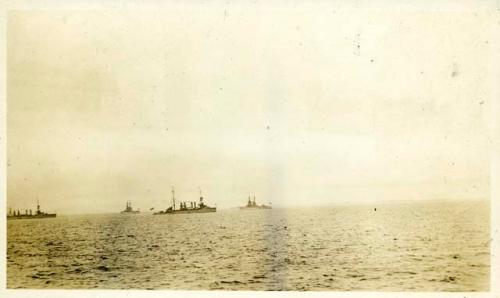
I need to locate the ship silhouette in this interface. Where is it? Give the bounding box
[154,188,216,215]
[7,201,56,220]
[239,196,272,210]
[120,201,140,214]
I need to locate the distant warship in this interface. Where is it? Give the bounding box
[240,196,272,210]
[154,188,216,215]
[7,201,56,220]
[120,201,140,214]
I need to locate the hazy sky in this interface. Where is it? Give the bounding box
[7,6,496,214]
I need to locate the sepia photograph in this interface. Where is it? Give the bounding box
[1,0,499,297]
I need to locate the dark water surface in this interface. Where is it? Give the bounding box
[7,201,489,291]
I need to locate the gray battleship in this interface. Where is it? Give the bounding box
[240,196,272,210]
[120,201,140,214]
[154,188,216,215]
[7,201,56,220]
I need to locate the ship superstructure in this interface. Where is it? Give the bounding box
[154,188,216,215]
[7,201,57,220]
[120,201,140,214]
[239,196,272,210]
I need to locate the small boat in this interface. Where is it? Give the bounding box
[7,201,56,220]
[120,201,140,214]
[239,196,272,210]
[154,188,216,215]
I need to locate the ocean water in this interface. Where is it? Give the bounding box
[7,201,489,291]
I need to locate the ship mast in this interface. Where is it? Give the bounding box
[172,187,176,210]
[199,187,204,204]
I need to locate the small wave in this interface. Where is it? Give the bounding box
[440,276,457,283]
[29,274,48,280]
[392,271,417,275]
[69,267,87,274]
[37,272,57,276]
[97,265,111,272]
[220,280,244,284]
[474,251,489,256]
[469,263,488,268]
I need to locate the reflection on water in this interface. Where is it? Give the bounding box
[7,201,489,291]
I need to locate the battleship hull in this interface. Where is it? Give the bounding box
[120,211,140,214]
[153,207,216,215]
[239,206,272,210]
[240,196,272,210]
[7,214,56,220]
